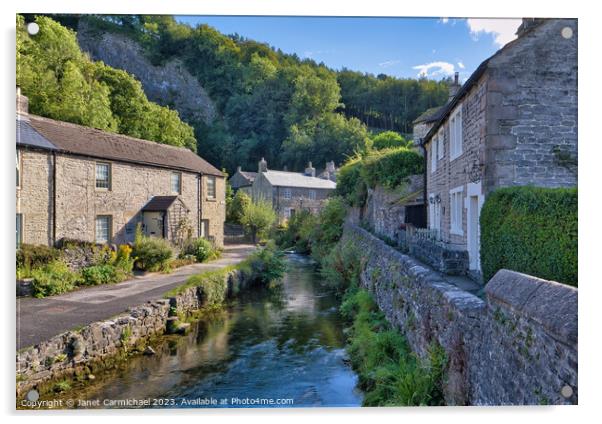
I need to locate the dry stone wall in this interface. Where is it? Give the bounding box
[342,224,577,405]
[16,268,249,396]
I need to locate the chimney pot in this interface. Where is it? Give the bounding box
[258,157,268,173]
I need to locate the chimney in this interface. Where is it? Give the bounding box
[516,18,545,38]
[17,86,29,117]
[304,161,315,177]
[258,157,268,173]
[236,166,242,173]
[448,72,460,102]
[326,161,336,174]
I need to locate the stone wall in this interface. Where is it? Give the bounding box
[342,224,577,405]
[16,148,53,246]
[485,19,578,193]
[16,268,249,396]
[200,175,226,247]
[54,154,201,246]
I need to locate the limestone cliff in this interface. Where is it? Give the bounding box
[76,20,216,126]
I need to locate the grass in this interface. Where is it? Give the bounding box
[341,287,447,406]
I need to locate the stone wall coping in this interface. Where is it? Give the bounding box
[486,269,578,345]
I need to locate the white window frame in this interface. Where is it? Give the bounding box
[95,162,111,190]
[308,190,316,200]
[283,188,292,199]
[95,215,112,244]
[206,176,216,199]
[171,172,182,194]
[430,141,437,173]
[16,150,21,188]
[437,129,444,160]
[449,104,463,161]
[450,185,464,236]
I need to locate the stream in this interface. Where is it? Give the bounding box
[65,254,363,408]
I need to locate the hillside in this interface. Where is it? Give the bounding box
[22,15,450,173]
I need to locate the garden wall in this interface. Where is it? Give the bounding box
[342,224,578,405]
[16,268,251,396]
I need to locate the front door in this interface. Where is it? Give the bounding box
[143,212,164,238]
[468,195,480,270]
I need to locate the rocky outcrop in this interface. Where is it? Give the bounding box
[77,20,216,126]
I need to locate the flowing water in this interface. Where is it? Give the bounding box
[67,255,362,408]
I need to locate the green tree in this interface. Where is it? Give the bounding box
[240,200,277,244]
[371,131,412,150]
[227,190,252,224]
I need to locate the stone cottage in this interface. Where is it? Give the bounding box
[228,166,257,193]
[419,18,577,279]
[250,158,336,220]
[16,90,226,248]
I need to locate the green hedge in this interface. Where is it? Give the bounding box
[480,186,577,286]
[335,148,423,206]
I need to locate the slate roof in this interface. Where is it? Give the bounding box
[141,196,179,212]
[16,118,57,150]
[412,106,445,125]
[262,170,336,189]
[19,113,223,176]
[238,171,258,183]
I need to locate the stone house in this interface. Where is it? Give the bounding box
[16,90,226,248]
[419,18,577,279]
[250,158,336,220]
[228,166,257,193]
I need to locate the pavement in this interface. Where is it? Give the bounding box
[16,244,257,350]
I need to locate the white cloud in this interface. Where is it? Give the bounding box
[412,61,455,78]
[466,18,522,47]
[379,59,400,68]
[457,61,465,69]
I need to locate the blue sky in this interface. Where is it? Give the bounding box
[175,16,523,81]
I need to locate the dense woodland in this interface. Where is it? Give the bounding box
[19,15,449,173]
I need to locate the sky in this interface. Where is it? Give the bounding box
[175,16,523,81]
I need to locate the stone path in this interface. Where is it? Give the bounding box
[16,244,257,350]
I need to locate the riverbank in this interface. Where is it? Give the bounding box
[16,245,284,401]
[19,253,362,409]
[17,244,255,349]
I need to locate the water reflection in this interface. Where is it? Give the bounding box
[69,254,362,408]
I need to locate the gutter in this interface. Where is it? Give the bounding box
[419,141,428,228]
[52,151,57,245]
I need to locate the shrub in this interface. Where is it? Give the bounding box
[275,209,316,253]
[320,240,364,292]
[240,200,277,244]
[113,244,134,273]
[16,244,62,277]
[81,264,124,286]
[31,261,80,298]
[371,131,412,150]
[245,242,287,286]
[335,157,367,206]
[170,255,197,269]
[227,190,251,224]
[360,147,424,190]
[132,236,174,272]
[480,186,577,286]
[181,237,219,263]
[310,197,347,261]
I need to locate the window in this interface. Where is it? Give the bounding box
[16,150,21,188]
[308,190,316,200]
[285,208,295,219]
[283,188,292,199]
[171,172,182,194]
[449,105,463,160]
[16,214,23,248]
[430,141,437,173]
[95,162,111,190]
[450,186,464,235]
[206,176,216,199]
[95,215,112,244]
[437,129,444,160]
